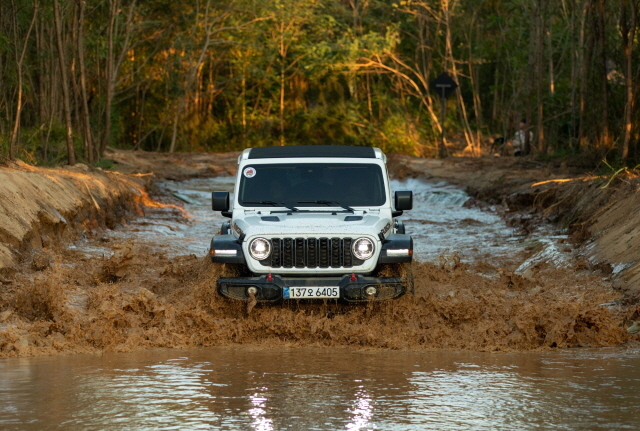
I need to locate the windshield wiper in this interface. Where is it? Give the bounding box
[297,200,355,213]
[243,201,299,212]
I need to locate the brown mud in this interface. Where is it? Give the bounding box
[1,149,640,357]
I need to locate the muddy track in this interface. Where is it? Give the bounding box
[1,240,632,358]
[1,151,640,357]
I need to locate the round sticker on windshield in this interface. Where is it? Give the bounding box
[243,167,256,178]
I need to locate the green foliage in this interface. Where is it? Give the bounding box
[0,0,638,164]
[0,34,9,54]
[598,160,640,189]
[376,114,426,156]
[95,158,115,170]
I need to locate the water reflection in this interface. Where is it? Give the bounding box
[347,387,373,430]
[249,389,273,431]
[63,358,220,429]
[2,346,640,430]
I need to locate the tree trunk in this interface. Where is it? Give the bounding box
[597,0,611,151]
[169,106,181,153]
[620,0,638,161]
[279,23,286,146]
[525,8,535,157]
[53,0,76,165]
[535,0,546,154]
[9,0,38,161]
[467,9,484,153]
[443,0,473,154]
[569,0,579,149]
[578,0,590,150]
[76,0,94,164]
[241,65,247,143]
[100,0,118,157]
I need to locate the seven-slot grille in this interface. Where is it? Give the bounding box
[265,237,361,268]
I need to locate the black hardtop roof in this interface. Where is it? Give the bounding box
[248,145,377,159]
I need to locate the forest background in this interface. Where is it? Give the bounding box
[0,0,638,167]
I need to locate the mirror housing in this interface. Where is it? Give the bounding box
[212,191,230,212]
[395,190,413,211]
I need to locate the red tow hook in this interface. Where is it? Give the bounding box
[267,273,274,282]
[350,273,357,281]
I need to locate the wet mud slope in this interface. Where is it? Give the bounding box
[0,160,148,273]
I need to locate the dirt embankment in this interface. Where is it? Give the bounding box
[0,150,241,275]
[387,154,640,298]
[1,149,639,358]
[0,160,148,275]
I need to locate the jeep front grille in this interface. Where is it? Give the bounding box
[265,237,361,269]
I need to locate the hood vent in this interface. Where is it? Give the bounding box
[344,215,363,221]
[261,216,280,222]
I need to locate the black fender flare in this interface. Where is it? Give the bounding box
[209,234,246,264]
[379,234,413,263]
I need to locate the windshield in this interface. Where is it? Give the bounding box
[238,163,386,207]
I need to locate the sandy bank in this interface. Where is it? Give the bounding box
[0,160,147,275]
[387,154,640,298]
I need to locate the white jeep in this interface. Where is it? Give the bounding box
[209,145,413,303]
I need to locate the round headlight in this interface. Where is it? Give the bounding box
[352,237,375,260]
[249,237,271,260]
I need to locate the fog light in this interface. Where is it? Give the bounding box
[247,286,258,295]
[365,286,377,296]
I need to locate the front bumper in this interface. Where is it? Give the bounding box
[217,274,406,303]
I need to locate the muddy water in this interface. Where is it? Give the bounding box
[3,175,638,428]
[2,346,640,430]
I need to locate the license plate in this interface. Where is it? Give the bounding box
[283,286,340,299]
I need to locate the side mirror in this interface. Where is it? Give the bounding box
[212,191,230,212]
[395,191,413,211]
